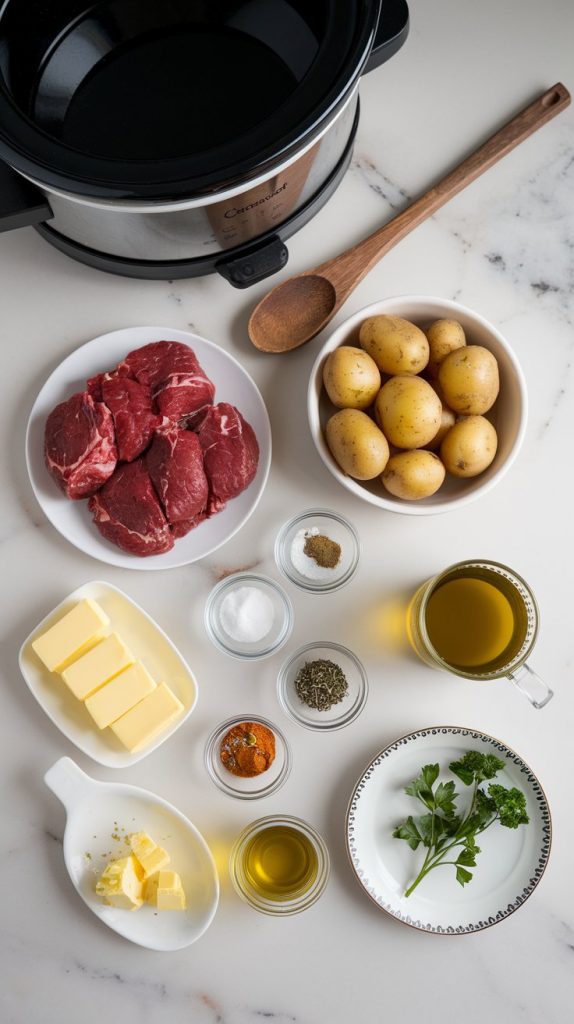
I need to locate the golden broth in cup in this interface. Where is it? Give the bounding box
[424,570,528,674]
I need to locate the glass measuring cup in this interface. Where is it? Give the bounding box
[407,559,553,708]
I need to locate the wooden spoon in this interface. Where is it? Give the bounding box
[248,83,570,353]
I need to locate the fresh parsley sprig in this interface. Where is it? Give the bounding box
[393,751,529,897]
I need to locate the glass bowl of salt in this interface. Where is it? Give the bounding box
[204,573,294,660]
[274,509,360,593]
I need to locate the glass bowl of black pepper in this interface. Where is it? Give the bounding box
[274,509,360,594]
[277,642,368,731]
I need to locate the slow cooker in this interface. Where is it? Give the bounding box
[0,0,409,286]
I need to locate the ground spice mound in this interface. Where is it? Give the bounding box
[303,533,341,569]
[220,721,276,777]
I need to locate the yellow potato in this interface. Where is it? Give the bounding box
[425,382,456,450]
[359,315,429,375]
[374,375,442,449]
[438,345,500,414]
[322,346,381,409]
[426,319,466,377]
[382,450,446,500]
[440,415,498,477]
[325,409,390,480]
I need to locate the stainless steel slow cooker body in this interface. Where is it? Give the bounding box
[0,1,409,284]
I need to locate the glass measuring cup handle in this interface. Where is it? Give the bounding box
[507,664,554,709]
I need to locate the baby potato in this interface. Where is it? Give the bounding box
[382,449,446,500]
[440,415,498,477]
[359,315,429,375]
[425,404,456,451]
[325,409,390,480]
[426,319,466,377]
[438,345,500,414]
[322,346,381,409]
[374,375,442,449]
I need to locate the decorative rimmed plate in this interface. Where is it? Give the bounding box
[26,325,272,569]
[19,581,198,767]
[346,726,551,934]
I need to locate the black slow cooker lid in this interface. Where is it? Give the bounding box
[0,0,382,200]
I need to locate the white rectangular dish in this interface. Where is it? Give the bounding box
[19,581,198,767]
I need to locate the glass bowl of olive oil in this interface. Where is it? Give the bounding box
[229,815,330,915]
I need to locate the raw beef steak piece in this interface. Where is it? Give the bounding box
[197,403,259,515]
[44,391,117,500]
[86,365,130,402]
[88,459,173,556]
[119,341,215,427]
[101,376,159,462]
[146,426,208,526]
[171,512,208,538]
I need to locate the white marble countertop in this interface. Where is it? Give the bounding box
[2,0,574,1021]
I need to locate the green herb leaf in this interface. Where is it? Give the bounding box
[392,816,423,851]
[449,751,505,786]
[456,866,473,887]
[405,763,440,809]
[487,784,530,828]
[434,780,458,818]
[456,847,478,868]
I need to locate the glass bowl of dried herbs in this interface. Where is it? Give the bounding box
[274,508,360,594]
[277,641,368,731]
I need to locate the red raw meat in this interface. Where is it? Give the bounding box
[146,426,208,526]
[88,460,173,556]
[170,513,208,538]
[44,391,117,500]
[101,376,159,462]
[197,402,259,514]
[86,365,130,402]
[120,341,215,427]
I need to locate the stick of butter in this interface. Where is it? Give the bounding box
[84,662,156,729]
[95,855,144,911]
[144,870,186,910]
[110,682,184,752]
[61,632,134,700]
[128,831,170,878]
[32,599,109,672]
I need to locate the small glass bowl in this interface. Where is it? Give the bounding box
[229,814,330,916]
[274,508,360,594]
[204,573,293,660]
[204,714,292,800]
[277,641,368,731]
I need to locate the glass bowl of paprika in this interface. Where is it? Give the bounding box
[277,641,368,731]
[204,714,292,799]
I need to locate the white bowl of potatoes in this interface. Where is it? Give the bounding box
[308,296,527,515]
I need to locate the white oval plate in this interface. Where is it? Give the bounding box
[19,581,198,767]
[45,757,219,951]
[26,325,272,569]
[346,726,551,934]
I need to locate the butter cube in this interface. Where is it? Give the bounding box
[110,682,184,752]
[95,855,144,911]
[84,662,156,729]
[32,599,109,672]
[128,831,170,878]
[145,870,186,910]
[61,633,134,700]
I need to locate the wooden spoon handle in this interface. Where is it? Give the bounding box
[318,82,570,301]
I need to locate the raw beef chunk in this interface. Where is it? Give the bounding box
[44,391,117,500]
[170,514,207,538]
[88,460,173,556]
[101,376,159,462]
[197,403,259,515]
[146,426,208,526]
[120,341,215,427]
